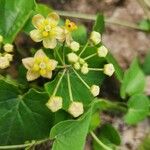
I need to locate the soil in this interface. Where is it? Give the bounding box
[36,0,150,149]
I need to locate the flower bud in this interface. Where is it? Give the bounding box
[68,101,84,117]
[79,58,85,65]
[90,85,100,97]
[103,63,115,76]
[74,62,81,70]
[3,43,14,52]
[0,56,10,69]
[97,45,108,57]
[90,31,101,45]
[0,35,3,43]
[81,65,89,74]
[46,96,63,112]
[67,52,79,63]
[70,41,80,52]
[4,53,13,62]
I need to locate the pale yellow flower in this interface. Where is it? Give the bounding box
[90,31,101,45]
[97,45,108,57]
[22,49,58,81]
[67,52,79,63]
[30,13,64,49]
[3,43,14,52]
[70,41,80,52]
[90,85,100,97]
[68,101,84,117]
[103,63,115,76]
[0,56,10,69]
[63,19,77,46]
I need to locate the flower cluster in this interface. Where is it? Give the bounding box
[22,12,115,118]
[0,35,14,69]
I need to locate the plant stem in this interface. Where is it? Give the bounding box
[72,68,90,89]
[79,42,89,57]
[89,68,103,71]
[56,10,142,30]
[52,69,66,96]
[67,71,73,101]
[84,53,97,60]
[0,138,49,149]
[56,48,65,65]
[56,65,71,69]
[90,131,112,150]
[62,41,66,63]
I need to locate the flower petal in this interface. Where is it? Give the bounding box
[22,57,34,70]
[34,49,47,58]
[55,27,65,42]
[26,70,40,81]
[47,12,59,25]
[41,71,52,79]
[32,14,45,29]
[30,29,43,42]
[48,59,58,70]
[43,38,57,49]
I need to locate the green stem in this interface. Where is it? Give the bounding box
[62,41,66,63]
[89,68,103,71]
[79,42,89,57]
[72,68,90,89]
[52,69,66,96]
[90,131,112,150]
[67,71,73,101]
[56,65,71,69]
[84,53,97,60]
[56,48,65,65]
[56,10,142,30]
[0,138,49,149]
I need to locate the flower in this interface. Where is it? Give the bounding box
[81,63,89,74]
[0,56,10,69]
[0,35,3,43]
[63,19,77,46]
[46,96,63,112]
[4,53,13,61]
[97,45,108,57]
[90,31,101,45]
[3,43,14,52]
[68,101,84,117]
[103,63,115,76]
[70,41,80,52]
[30,13,64,49]
[67,52,79,63]
[22,49,58,81]
[73,62,81,70]
[90,85,100,97]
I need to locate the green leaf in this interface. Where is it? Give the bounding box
[72,25,87,44]
[139,19,150,32]
[124,94,150,125]
[93,124,121,150]
[0,0,36,43]
[50,107,92,150]
[0,79,53,145]
[93,14,105,34]
[142,51,150,75]
[106,53,124,82]
[120,58,145,99]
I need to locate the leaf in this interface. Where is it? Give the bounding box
[0,79,53,145]
[72,25,87,44]
[50,107,92,150]
[139,19,150,32]
[106,53,124,82]
[142,51,150,75]
[23,3,52,33]
[93,124,121,150]
[0,0,36,43]
[120,58,145,99]
[138,133,150,150]
[93,14,105,34]
[124,94,150,125]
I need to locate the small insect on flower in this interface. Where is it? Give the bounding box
[63,19,78,46]
[0,56,10,69]
[90,31,101,45]
[46,96,63,112]
[30,12,64,49]
[3,43,14,52]
[68,101,84,118]
[22,49,58,81]
[90,85,100,97]
[70,41,80,52]
[67,52,79,63]
[97,45,108,57]
[103,63,115,76]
